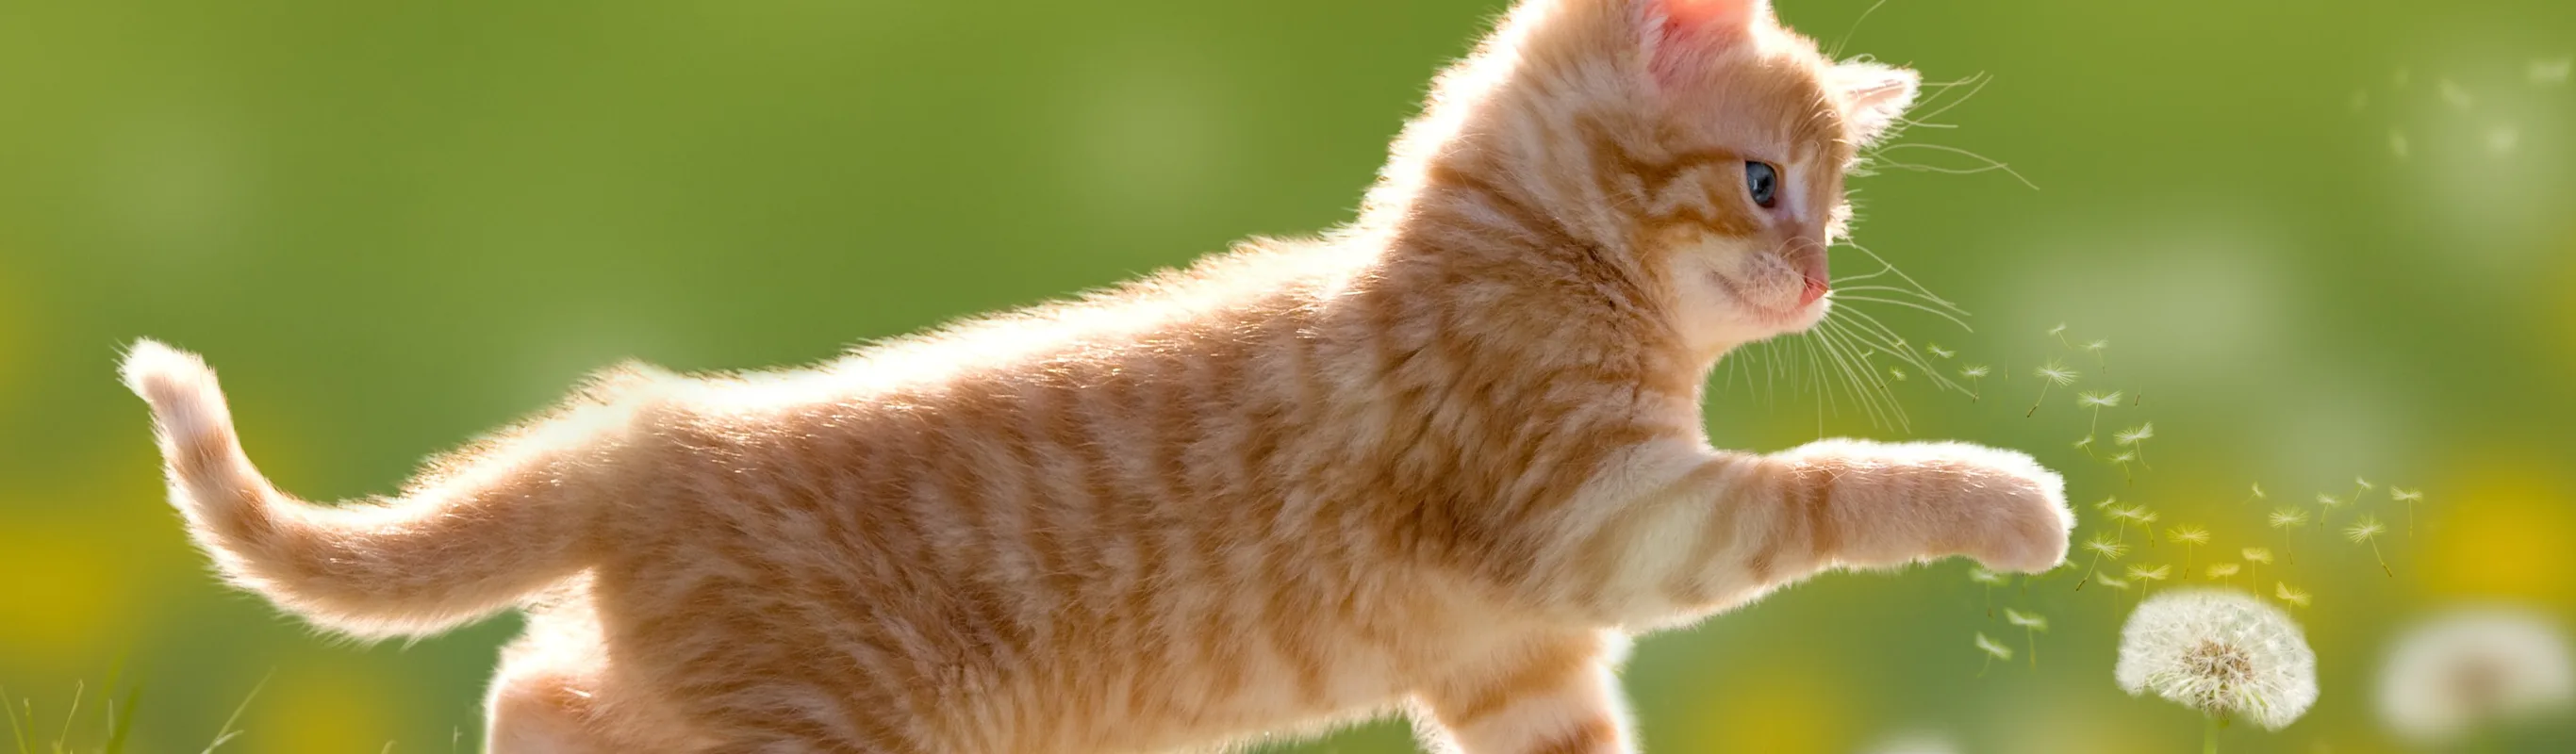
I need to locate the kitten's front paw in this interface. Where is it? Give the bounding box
[1948,447,2073,573]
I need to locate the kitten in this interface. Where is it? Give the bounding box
[121,0,2072,751]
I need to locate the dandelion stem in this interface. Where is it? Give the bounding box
[2371,540,2393,578]
[2204,713,2221,754]
[2027,382,2051,418]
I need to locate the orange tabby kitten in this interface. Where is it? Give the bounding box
[122,0,2072,751]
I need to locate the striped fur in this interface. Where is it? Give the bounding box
[119,1,2070,751]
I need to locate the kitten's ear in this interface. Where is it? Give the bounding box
[1656,0,1771,40]
[1832,61,1921,145]
[1643,0,1773,80]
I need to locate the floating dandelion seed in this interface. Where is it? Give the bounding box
[2073,434,2097,459]
[2390,129,2411,159]
[2049,322,2072,348]
[2391,487,2424,537]
[2352,477,2375,505]
[1975,631,2015,677]
[2535,57,2573,85]
[2077,533,2131,591]
[2207,563,2241,584]
[2170,525,2211,580]
[2006,608,2051,668]
[2378,606,2576,746]
[2314,492,2347,536]
[2114,423,2155,468]
[2243,548,2274,584]
[1890,367,1908,382]
[1971,566,2006,617]
[2347,514,2393,578]
[2078,390,2122,434]
[1958,365,1990,401]
[2094,495,2122,512]
[2245,483,2267,504]
[2097,574,2133,591]
[2109,451,2138,484]
[2118,588,2320,743]
[2275,582,2312,608]
[2268,506,2308,565]
[2128,564,2172,582]
[2082,339,2110,372]
[2028,360,2078,418]
[2437,78,2475,108]
[2486,124,2520,156]
[1926,343,1956,359]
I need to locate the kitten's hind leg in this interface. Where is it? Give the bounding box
[487,582,701,753]
[1416,631,1636,754]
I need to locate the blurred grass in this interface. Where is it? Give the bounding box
[4,0,2574,752]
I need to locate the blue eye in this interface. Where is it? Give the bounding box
[1745,161,1779,208]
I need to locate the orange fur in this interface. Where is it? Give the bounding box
[120,1,2068,751]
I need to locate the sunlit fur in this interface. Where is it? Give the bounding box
[120,1,2070,751]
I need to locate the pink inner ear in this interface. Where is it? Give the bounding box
[1660,0,1766,40]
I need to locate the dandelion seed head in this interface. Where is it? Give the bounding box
[2317,493,2346,508]
[2276,582,2313,608]
[1969,566,2007,585]
[2169,525,2211,546]
[2086,533,2131,559]
[2097,575,2134,591]
[1976,631,2015,661]
[2079,390,2123,408]
[2346,515,2388,544]
[2094,496,2122,511]
[1890,367,1908,381]
[2115,423,2155,445]
[2129,564,2172,582]
[2355,477,2375,491]
[2110,451,2138,465]
[2250,483,2268,500]
[2083,339,2109,352]
[2270,507,2310,529]
[1926,344,1956,359]
[2073,436,2095,450]
[2379,606,2576,745]
[2392,487,2424,502]
[2116,588,2320,729]
[2049,323,2068,337]
[2036,360,2080,385]
[2208,563,2242,579]
[2242,548,2274,565]
[1959,365,1990,379]
[2006,609,2050,631]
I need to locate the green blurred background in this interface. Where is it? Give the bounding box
[5,0,2573,751]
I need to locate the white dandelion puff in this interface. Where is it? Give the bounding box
[2117,589,2320,731]
[2378,605,2576,746]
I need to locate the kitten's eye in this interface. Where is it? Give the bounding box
[1744,161,1779,208]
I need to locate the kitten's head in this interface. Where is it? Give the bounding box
[1381,0,1920,353]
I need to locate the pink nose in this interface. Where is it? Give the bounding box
[1799,274,1830,307]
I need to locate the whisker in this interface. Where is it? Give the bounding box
[1872,143,2040,190]
[1834,295,1975,331]
[1832,286,1970,314]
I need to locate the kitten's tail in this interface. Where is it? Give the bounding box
[121,339,630,639]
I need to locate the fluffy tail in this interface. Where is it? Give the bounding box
[121,339,630,638]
